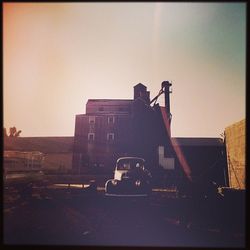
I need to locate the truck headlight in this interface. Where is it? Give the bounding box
[135,180,141,186]
[112,180,118,185]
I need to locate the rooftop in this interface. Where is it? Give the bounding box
[134,83,147,89]
[4,137,74,153]
[87,99,133,105]
[172,137,224,146]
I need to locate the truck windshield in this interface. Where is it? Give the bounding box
[117,159,144,170]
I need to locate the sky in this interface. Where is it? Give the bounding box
[3,2,246,137]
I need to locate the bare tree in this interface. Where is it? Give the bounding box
[8,127,22,137]
[15,130,22,137]
[9,127,17,137]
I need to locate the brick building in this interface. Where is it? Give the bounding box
[72,82,174,174]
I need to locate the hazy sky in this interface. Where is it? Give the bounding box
[3,2,246,137]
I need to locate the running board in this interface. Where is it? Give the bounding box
[105,193,148,197]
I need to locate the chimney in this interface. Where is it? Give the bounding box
[161,81,172,120]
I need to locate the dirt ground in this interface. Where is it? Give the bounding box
[3,185,245,248]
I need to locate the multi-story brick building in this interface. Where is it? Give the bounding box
[72,82,174,174]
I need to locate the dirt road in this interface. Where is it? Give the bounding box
[3,187,245,247]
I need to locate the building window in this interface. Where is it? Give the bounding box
[108,116,115,124]
[88,133,95,141]
[89,116,95,124]
[107,133,115,141]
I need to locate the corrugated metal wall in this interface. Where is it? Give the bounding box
[225,119,245,189]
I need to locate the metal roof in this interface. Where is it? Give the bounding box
[87,99,133,105]
[172,137,224,146]
[4,137,74,153]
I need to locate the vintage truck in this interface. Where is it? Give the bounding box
[105,157,152,197]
